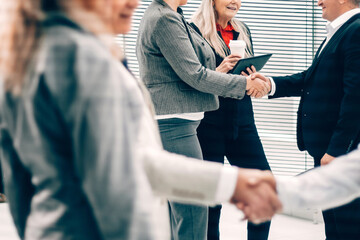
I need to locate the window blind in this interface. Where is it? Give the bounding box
[118,0,327,176]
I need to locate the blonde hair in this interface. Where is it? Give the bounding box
[0,0,118,95]
[192,0,252,58]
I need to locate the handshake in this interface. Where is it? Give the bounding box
[230,169,282,224]
[243,67,271,98]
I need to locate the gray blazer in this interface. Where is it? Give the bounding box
[136,0,247,115]
[0,13,227,240]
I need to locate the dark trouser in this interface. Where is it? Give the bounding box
[0,161,3,193]
[314,158,360,240]
[197,121,271,240]
[158,118,208,240]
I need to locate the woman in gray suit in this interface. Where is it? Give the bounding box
[0,0,280,239]
[137,0,270,239]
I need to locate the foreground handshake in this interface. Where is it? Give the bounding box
[245,72,271,98]
[230,169,282,223]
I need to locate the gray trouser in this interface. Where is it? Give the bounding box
[158,118,208,240]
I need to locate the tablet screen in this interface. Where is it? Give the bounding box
[229,54,272,75]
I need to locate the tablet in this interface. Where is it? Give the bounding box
[229,54,272,75]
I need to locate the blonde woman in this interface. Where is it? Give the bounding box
[0,0,281,239]
[192,0,272,239]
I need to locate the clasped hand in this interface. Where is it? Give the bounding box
[243,66,271,98]
[216,56,271,98]
[230,169,282,224]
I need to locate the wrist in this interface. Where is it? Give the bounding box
[246,76,251,90]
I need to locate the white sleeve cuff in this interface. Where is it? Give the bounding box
[275,176,295,213]
[268,77,276,96]
[215,166,238,203]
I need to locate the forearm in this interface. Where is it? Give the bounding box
[277,146,360,211]
[141,146,237,205]
[270,71,307,98]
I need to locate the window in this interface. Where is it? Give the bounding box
[118,0,327,176]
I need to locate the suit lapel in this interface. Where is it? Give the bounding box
[313,38,326,60]
[305,13,360,80]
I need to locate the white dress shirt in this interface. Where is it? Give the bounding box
[277,145,360,212]
[319,8,360,55]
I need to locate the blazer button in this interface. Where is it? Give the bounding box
[303,113,307,117]
[201,42,205,46]
[306,92,310,95]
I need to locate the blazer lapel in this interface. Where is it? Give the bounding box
[305,13,360,80]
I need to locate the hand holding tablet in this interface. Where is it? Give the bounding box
[229,54,272,75]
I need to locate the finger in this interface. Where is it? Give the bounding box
[261,171,277,190]
[250,90,258,98]
[265,81,271,93]
[260,82,269,96]
[246,67,253,74]
[229,54,242,59]
[263,185,283,213]
[252,73,268,82]
[247,88,255,96]
[255,92,262,98]
[241,71,249,76]
[251,65,257,73]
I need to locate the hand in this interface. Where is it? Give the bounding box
[246,72,271,98]
[216,54,242,73]
[320,153,335,166]
[241,65,257,76]
[230,169,282,224]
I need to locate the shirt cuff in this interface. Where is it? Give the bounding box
[215,166,238,203]
[268,77,276,96]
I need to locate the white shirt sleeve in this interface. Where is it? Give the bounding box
[277,145,360,211]
[268,77,276,96]
[215,166,238,203]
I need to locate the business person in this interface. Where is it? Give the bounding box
[0,0,281,239]
[191,0,271,239]
[136,0,270,239]
[260,0,360,238]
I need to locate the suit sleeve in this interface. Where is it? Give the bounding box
[326,25,360,157]
[153,14,247,99]
[270,70,307,98]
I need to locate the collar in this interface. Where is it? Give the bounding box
[43,12,84,31]
[326,8,360,36]
[154,0,183,15]
[216,23,234,32]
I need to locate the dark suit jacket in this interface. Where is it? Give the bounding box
[271,13,360,160]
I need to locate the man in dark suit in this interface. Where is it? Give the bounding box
[262,0,360,239]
